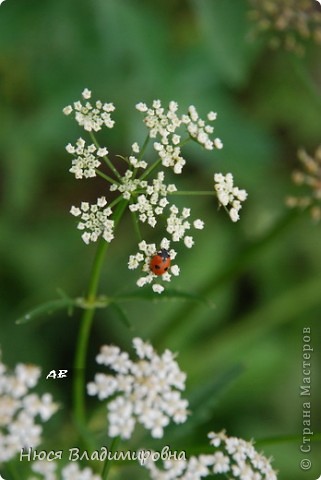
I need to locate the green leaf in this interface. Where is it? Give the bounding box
[113,288,214,306]
[16,298,76,325]
[109,302,133,330]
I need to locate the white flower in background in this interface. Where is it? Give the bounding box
[70,197,114,244]
[63,88,115,132]
[0,351,58,463]
[214,172,248,222]
[248,0,321,56]
[29,461,101,480]
[87,338,188,440]
[286,145,321,222]
[128,238,180,293]
[143,430,277,480]
[66,138,107,179]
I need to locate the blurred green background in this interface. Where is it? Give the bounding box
[1,0,321,479]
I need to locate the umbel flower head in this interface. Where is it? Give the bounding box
[0,350,58,463]
[248,0,321,55]
[286,145,321,221]
[87,338,189,440]
[214,172,248,222]
[64,89,247,292]
[143,430,277,479]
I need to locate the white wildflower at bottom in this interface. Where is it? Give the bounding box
[70,197,114,244]
[143,431,277,480]
[87,338,189,440]
[0,351,58,463]
[29,461,101,480]
[214,172,248,222]
[128,238,180,294]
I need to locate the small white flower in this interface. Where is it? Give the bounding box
[82,88,92,99]
[136,102,148,112]
[214,137,223,149]
[152,284,164,294]
[207,111,217,121]
[142,430,277,480]
[214,172,247,222]
[63,91,115,132]
[181,105,222,151]
[132,142,140,153]
[87,339,188,440]
[184,235,194,248]
[62,105,73,115]
[70,197,114,244]
[111,169,147,200]
[67,138,103,179]
[193,219,204,229]
[0,351,58,463]
[97,147,108,156]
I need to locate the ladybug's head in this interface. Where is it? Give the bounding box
[157,248,170,261]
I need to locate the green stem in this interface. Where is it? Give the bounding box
[73,200,128,429]
[73,239,109,426]
[90,132,122,180]
[140,157,162,180]
[6,461,20,480]
[137,133,150,161]
[101,436,121,479]
[169,190,214,196]
[96,169,119,185]
[130,209,143,241]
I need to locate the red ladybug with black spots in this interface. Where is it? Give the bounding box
[150,248,171,276]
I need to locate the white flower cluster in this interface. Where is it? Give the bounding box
[0,352,58,463]
[144,430,277,480]
[248,0,321,56]
[128,171,176,227]
[66,138,108,179]
[214,172,248,222]
[63,88,115,132]
[184,105,223,151]
[137,100,223,174]
[29,460,101,480]
[110,169,147,200]
[87,338,189,439]
[167,205,204,247]
[70,197,114,244]
[64,90,247,291]
[128,238,180,294]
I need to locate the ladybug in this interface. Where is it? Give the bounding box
[150,248,171,276]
